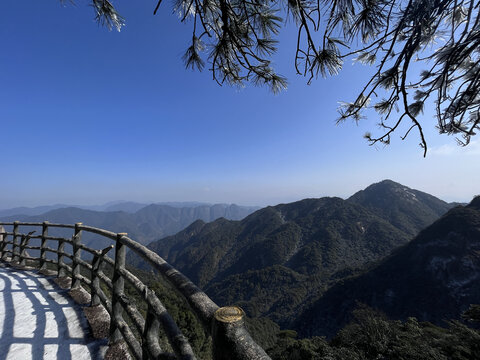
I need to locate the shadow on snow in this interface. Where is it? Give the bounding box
[0,264,106,360]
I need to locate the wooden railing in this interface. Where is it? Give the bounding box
[0,222,270,360]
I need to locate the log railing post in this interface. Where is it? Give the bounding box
[40,221,49,270]
[12,221,19,263]
[57,236,66,277]
[110,232,127,344]
[142,289,161,359]
[72,223,82,289]
[91,254,102,307]
[90,245,112,307]
[0,225,6,259]
[212,306,270,360]
[19,231,35,267]
[19,235,26,266]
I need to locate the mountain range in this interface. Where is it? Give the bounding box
[0,201,254,217]
[129,180,460,328]
[0,203,259,250]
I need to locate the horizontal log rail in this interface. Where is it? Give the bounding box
[0,222,270,360]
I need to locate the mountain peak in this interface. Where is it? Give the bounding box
[468,195,480,210]
[362,179,412,192]
[348,180,453,236]
[364,180,421,202]
[374,179,403,186]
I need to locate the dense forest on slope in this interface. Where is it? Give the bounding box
[293,196,480,338]
[126,267,480,360]
[267,306,480,360]
[131,197,410,324]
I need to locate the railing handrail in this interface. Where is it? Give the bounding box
[0,221,270,360]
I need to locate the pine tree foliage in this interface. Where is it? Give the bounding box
[78,0,480,154]
[72,0,125,31]
[462,304,480,323]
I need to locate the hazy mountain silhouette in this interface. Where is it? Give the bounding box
[0,203,258,251]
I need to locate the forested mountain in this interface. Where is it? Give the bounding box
[293,196,480,338]
[348,179,455,236]
[130,180,455,326]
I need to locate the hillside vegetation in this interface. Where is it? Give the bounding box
[129,180,457,327]
[294,196,480,338]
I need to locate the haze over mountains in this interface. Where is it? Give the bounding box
[129,180,465,332]
[0,202,259,249]
[0,201,255,217]
[0,200,149,217]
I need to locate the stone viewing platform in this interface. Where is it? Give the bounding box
[0,262,107,360]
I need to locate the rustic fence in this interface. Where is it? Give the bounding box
[0,221,270,360]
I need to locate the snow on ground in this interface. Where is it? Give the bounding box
[0,264,107,360]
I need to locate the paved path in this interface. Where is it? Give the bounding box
[0,264,107,360]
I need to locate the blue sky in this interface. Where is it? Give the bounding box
[0,0,478,208]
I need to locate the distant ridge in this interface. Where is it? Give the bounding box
[0,203,259,250]
[0,200,258,217]
[0,204,107,217]
[103,201,216,213]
